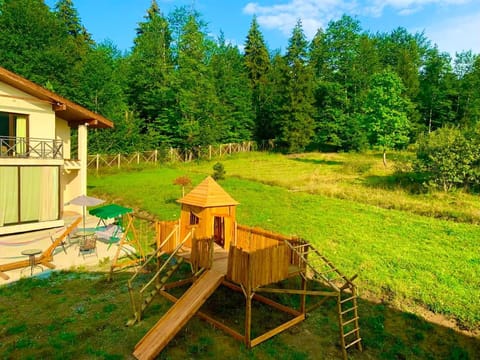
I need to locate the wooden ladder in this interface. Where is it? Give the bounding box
[287,241,362,359]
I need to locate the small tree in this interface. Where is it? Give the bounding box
[363,70,411,166]
[173,175,192,197]
[212,162,225,181]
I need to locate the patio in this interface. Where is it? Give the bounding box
[0,212,132,284]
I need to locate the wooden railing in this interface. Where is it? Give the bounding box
[227,244,289,289]
[0,136,63,159]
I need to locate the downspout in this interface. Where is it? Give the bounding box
[78,123,88,195]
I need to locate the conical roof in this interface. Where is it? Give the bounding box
[177,176,239,208]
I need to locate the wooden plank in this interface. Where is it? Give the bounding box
[133,270,224,360]
[250,314,305,347]
[255,287,337,297]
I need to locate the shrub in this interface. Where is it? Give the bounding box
[414,127,480,192]
[212,162,225,181]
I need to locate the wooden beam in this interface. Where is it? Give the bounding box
[196,312,245,342]
[250,314,305,347]
[52,102,66,111]
[252,292,302,317]
[0,271,9,280]
[160,289,245,342]
[255,287,338,297]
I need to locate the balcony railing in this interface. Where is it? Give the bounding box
[0,136,63,159]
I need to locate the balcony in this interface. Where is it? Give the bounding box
[0,136,63,159]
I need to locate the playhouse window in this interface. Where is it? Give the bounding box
[189,212,199,225]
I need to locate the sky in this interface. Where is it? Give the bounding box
[45,0,480,56]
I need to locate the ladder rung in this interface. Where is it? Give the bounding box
[317,268,337,275]
[345,338,362,349]
[341,306,357,315]
[342,316,359,327]
[341,295,356,304]
[343,327,360,338]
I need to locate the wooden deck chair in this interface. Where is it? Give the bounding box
[0,217,81,280]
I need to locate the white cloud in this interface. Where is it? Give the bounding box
[243,0,353,39]
[365,0,471,17]
[424,11,480,54]
[242,0,477,52]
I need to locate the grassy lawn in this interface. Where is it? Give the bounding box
[2,151,479,359]
[88,152,480,330]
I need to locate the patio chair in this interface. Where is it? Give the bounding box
[78,234,98,259]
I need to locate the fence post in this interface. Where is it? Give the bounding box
[209,145,212,160]
[96,154,99,174]
[154,149,158,164]
[137,152,140,164]
[117,154,121,169]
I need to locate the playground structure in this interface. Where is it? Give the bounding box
[128,177,363,360]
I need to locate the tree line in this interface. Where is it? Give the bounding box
[1,0,479,189]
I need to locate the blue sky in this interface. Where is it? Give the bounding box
[46,0,480,56]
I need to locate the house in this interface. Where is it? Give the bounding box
[0,66,113,235]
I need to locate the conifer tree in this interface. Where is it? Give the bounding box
[244,16,272,142]
[210,33,254,143]
[127,0,174,147]
[174,14,219,148]
[276,20,315,153]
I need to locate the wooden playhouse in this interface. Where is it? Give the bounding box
[128,176,363,360]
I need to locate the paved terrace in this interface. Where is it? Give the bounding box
[0,213,132,285]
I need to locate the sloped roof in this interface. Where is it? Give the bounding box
[177,176,239,208]
[0,66,113,129]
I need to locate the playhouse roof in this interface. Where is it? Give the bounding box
[177,176,239,208]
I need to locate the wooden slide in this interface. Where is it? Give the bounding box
[133,269,225,360]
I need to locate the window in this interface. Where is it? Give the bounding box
[189,211,199,225]
[0,112,29,155]
[0,166,59,226]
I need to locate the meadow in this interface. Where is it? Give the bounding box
[1,151,479,359]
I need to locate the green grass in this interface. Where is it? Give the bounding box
[1,271,479,359]
[88,152,480,330]
[3,150,478,359]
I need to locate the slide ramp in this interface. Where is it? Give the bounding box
[133,269,225,360]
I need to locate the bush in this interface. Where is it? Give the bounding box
[414,127,480,192]
[212,162,225,181]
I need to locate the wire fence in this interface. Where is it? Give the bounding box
[87,141,273,171]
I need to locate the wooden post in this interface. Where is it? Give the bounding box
[245,289,252,348]
[117,153,121,169]
[154,149,158,164]
[137,151,140,164]
[96,153,99,174]
[209,145,212,160]
[300,275,307,314]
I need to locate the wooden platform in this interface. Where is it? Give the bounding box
[133,269,225,360]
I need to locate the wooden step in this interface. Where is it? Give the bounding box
[345,337,362,349]
[343,327,360,338]
[342,316,359,327]
[340,295,356,304]
[341,306,357,315]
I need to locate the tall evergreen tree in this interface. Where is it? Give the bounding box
[210,33,254,143]
[276,20,315,153]
[244,16,272,141]
[127,0,174,147]
[174,15,219,148]
[418,47,455,132]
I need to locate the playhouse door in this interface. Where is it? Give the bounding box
[213,216,225,248]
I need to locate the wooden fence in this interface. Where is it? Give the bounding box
[87,141,263,171]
